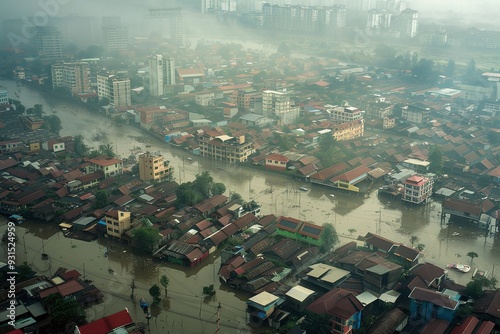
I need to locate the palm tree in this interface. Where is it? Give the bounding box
[467,251,478,264]
[410,235,419,247]
[99,144,115,157]
[160,275,169,295]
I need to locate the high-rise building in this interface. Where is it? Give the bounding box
[396,8,418,38]
[148,55,164,97]
[138,152,174,182]
[97,73,131,107]
[102,16,128,52]
[0,89,8,105]
[34,26,64,59]
[163,57,176,86]
[51,62,91,95]
[145,8,184,44]
[262,90,300,125]
[366,9,392,29]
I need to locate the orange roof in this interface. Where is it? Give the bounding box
[89,156,122,167]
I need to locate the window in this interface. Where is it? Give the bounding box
[114,229,119,233]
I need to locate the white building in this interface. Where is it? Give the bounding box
[148,54,164,97]
[262,90,300,125]
[102,16,128,52]
[51,62,91,95]
[145,8,183,44]
[396,8,418,38]
[367,9,392,29]
[88,156,123,178]
[163,57,176,86]
[97,73,131,107]
[327,103,364,123]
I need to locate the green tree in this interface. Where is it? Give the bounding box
[132,226,161,253]
[410,235,419,247]
[42,115,62,135]
[73,135,88,157]
[93,190,109,209]
[211,182,226,196]
[160,275,170,295]
[300,311,331,334]
[34,104,44,118]
[99,144,115,157]
[17,262,36,281]
[445,59,455,77]
[428,145,444,174]
[348,228,357,236]
[43,294,87,333]
[411,58,438,83]
[88,149,101,158]
[149,284,161,303]
[487,131,500,145]
[230,192,243,204]
[175,182,203,207]
[417,243,426,251]
[320,222,339,252]
[194,171,214,198]
[467,251,478,264]
[9,99,25,113]
[202,284,216,297]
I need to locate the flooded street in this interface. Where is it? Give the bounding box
[1,79,500,332]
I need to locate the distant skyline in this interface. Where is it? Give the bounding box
[0,0,498,30]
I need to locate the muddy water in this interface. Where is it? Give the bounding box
[1,80,500,331]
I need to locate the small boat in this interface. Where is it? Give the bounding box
[330,194,335,198]
[187,157,193,161]
[299,186,308,191]
[447,263,471,273]
[452,232,460,236]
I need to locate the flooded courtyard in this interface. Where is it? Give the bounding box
[1,79,499,333]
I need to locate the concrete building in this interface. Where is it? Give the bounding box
[138,152,174,182]
[0,89,8,105]
[199,134,254,162]
[332,119,365,141]
[102,17,128,52]
[88,156,123,178]
[97,73,131,107]
[51,62,91,95]
[145,8,183,44]
[104,209,131,239]
[327,103,364,123]
[262,90,300,125]
[163,57,176,86]
[367,9,392,29]
[148,55,164,97]
[34,26,64,59]
[395,8,418,38]
[402,174,434,204]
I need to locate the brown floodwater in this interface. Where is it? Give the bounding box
[1,79,499,333]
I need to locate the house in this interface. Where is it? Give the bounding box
[472,290,500,325]
[265,153,289,171]
[104,209,131,240]
[301,263,351,292]
[41,139,65,153]
[306,288,364,334]
[365,308,408,334]
[392,244,420,268]
[276,216,325,247]
[363,233,399,254]
[77,308,144,334]
[87,156,123,178]
[408,287,459,323]
[402,174,434,204]
[246,291,283,327]
[409,262,447,290]
[285,285,316,313]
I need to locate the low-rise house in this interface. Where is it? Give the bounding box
[402,174,434,204]
[276,216,325,247]
[77,308,144,334]
[246,291,283,327]
[301,263,351,292]
[41,139,66,153]
[265,153,289,171]
[365,307,408,334]
[408,287,459,323]
[104,209,131,240]
[306,288,364,334]
[472,290,500,326]
[285,285,316,313]
[87,156,123,178]
[159,240,208,267]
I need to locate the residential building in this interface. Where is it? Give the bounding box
[77,309,144,334]
[262,90,300,125]
[102,16,128,52]
[13,66,25,80]
[97,73,131,107]
[408,287,459,323]
[163,57,176,86]
[195,90,217,106]
[88,156,123,177]
[34,26,64,59]
[246,292,283,326]
[402,174,434,204]
[199,134,254,162]
[42,139,65,153]
[395,8,418,38]
[145,8,183,44]
[331,119,364,141]
[51,62,92,95]
[285,285,316,313]
[401,104,428,124]
[233,88,261,111]
[366,9,392,29]
[327,104,364,124]
[0,89,8,106]
[276,216,325,247]
[0,140,23,154]
[138,152,174,182]
[265,153,289,171]
[104,209,131,240]
[307,288,364,334]
[176,68,204,84]
[148,54,164,97]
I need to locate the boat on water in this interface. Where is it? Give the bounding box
[447,263,471,273]
[299,186,308,191]
[9,214,25,224]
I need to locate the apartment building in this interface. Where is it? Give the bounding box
[97,73,131,107]
[138,152,174,182]
[327,104,364,124]
[148,55,164,97]
[262,90,300,125]
[51,62,91,95]
[199,134,254,162]
[88,156,123,178]
[105,209,131,239]
[332,119,365,141]
[402,174,434,204]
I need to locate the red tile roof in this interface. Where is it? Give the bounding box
[89,156,122,167]
[307,288,363,319]
[78,309,133,334]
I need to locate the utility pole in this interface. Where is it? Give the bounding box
[130,279,136,298]
[216,302,221,334]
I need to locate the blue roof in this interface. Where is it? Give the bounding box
[98,220,106,226]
